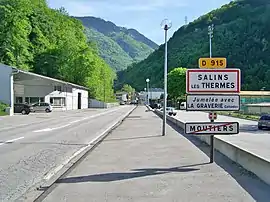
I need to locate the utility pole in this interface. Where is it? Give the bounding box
[185,16,188,25]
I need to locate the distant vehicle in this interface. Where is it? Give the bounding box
[121,94,128,102]
[130,100,138,105]
[14,104,32,115]
[32,102,52,113]
[180,102,186,110]
[160,107,177,116]
[120,101,125,105]
[258,114,270,129]
[151,103,161,109]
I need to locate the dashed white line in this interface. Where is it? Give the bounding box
[43,107,132,180]
[33,107,125,133]
[0,136,25,146]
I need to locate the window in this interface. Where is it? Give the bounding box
[24,97,45,104]
[50,97,66,106]
[54,86,62,91]
[15,97,23,104]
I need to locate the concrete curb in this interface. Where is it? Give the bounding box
[154,109,270,186]
[19,106,137,202]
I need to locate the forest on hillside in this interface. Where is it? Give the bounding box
[117,0,270,91]
[0,0,115,101]
[76,17,157,71]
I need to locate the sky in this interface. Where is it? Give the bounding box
[47,0,231,45]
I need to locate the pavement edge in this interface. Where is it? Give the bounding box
[17,105,137,202]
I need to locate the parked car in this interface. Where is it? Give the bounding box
[32,102,52,113]
[180,102,186,110]
[14,103,32,115]
[160,107,177,116]
[258,114,270,130]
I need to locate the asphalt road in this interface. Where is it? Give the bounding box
[174,110,270,161]
[0,106,134,202]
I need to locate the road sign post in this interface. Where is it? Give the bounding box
[185,57,240,163]
[210,119,214,163]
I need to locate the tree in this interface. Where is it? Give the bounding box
[121,84,135,94]
[168,67,187,100]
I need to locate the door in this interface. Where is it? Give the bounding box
[78,92,81,109]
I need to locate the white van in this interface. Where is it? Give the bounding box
[180,102,186,110]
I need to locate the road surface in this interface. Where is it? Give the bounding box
[40,106,270,202]
[174,110,270,162]
[0,106,134,201]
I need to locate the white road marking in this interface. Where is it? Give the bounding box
[0,136,25,146]
[43,107,133,181]
[33,107,125,133]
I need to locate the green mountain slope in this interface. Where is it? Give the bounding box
[0,0,116,101]
[75,16,158,71]
[117,0,270,91]
[84,27,133,71]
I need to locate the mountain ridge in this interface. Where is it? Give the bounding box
[74,16,158,71]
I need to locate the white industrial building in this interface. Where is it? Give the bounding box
[139,88,164,103]
[0,63,89,115]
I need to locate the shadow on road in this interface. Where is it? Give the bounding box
[56,166,199,183]
[164,118,270,202]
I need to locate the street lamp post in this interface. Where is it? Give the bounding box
[161,19,172,136]
[144,87,147,104]
[208,24,214,163]
[208,24,214,58]
[146,78,150,105]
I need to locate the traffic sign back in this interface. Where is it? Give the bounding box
[199,58,227,69]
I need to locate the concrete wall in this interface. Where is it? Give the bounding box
[89,99,105,108]
[89,99,119,108]
[0,64,12,105]
[245,105,270,114]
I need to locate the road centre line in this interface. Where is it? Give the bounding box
[33,107,125,133]
[0,136,25,146]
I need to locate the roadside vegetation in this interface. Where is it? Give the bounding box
[0,0,116,102]
[217,111,260,121]
[0,102,8,116]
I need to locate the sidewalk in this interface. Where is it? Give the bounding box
[42,106,270,202]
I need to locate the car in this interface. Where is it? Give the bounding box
[120,101,125,105]
[32,102,52,113]
[14,103,32,115]
[160,107,177,116]
[180,102,186,110]
[258,114,270,130]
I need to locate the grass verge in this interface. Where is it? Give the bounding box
[0,111,8,116]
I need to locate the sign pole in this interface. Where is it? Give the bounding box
[210,119,214,163]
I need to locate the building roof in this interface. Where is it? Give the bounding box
[240,91,270,96]
[17,69,89,90]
